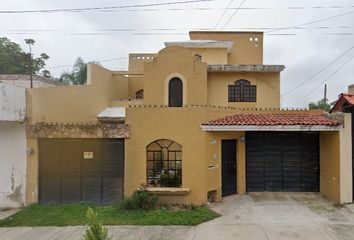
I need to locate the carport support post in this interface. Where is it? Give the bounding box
[340,113,353,203]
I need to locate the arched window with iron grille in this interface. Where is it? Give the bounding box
[228,79,256,102]
[147,139,182,187]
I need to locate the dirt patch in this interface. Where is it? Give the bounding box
[308,205,332,213]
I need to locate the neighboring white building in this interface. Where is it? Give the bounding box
[0,75,64,208]
[0,84,26,208]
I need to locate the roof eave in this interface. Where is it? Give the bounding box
[200,124,341,132]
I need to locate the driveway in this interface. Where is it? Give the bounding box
[1,193,354,240]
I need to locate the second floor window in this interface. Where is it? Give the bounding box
[168,78,183,107]
[135,89,144,99]
[228,79,256,102]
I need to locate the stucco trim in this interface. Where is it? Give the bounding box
[208,64,285,72]
[27,123,129,138]
[164,73,187,106]
[200,125,341,131]
[146,187,190,196]
[164,40,234,52]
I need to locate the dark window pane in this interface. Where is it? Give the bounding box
[169,78,183,107]
[135,89,144,99]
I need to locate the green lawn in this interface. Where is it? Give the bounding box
[0,204,219,227]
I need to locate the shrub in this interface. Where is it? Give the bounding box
[83,208,110,240]
[119,184,158,210]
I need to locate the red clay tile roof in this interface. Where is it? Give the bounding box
[343,94,354,105]
[202,113,339,126]
[330,93,354,113]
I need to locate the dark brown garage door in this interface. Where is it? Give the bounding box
[246,132,319,192]
[39,139,124,205]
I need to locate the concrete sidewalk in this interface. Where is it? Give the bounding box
[1,193,354,240]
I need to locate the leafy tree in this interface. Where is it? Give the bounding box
[0,37,50,77]
[59,57,88,85]
[83,208,111,240]
[308,98,331,112]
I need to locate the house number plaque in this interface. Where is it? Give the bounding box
[84,152,94,159]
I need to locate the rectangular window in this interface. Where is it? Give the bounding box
[228,85,256,102]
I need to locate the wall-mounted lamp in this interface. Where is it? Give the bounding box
[25,148,34,155]
[240,136,246,142]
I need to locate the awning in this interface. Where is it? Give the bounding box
[97,107,125,123]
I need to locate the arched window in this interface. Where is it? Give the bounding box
[228,79,256,102]
[168,78,183,107]
[147,139,182,187]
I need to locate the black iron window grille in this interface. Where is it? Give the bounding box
[228,79,256,102]
[147,139,182,187]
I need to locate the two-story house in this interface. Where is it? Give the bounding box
[25,31,352,206]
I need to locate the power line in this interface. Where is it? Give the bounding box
[266,10,354,33]
[220,0,247,30]
[0,0,217,14]
[282,46,354,97]
[45,57,128,69]
[294,54,354,105]
[214,0,236,29]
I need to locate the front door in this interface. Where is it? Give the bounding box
[222,140,237,197]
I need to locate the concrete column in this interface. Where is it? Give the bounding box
[340,113,353,203]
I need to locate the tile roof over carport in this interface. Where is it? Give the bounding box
[201,113,340,131]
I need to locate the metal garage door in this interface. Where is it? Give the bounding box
[39,139,124,205]
[246,132,319,192]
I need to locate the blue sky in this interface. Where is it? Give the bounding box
[1,0,354,107]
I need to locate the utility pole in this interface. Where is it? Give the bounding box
[324,84,327,103]
[25,39,35,88]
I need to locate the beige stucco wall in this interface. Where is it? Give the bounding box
[189,31,263,64]
[143,46,208,106]
[28,64,129,124]
[125,107,302,204]
[205,131,246,201]
[127,75,144,98]
[128,53,156,73]
[320,114,352,203]
[189,48,228,64]
[320,131,340,201]
[26,138,38,205]
[207,72,280,108]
